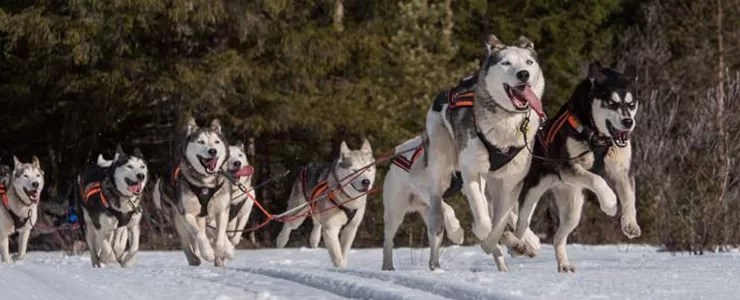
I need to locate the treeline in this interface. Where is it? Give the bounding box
[0,0,738,253]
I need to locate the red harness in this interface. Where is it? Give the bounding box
[391,146,424,172]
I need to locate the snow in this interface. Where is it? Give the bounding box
[0,244,738,300]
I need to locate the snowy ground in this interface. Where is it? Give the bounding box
[0,244,738,300]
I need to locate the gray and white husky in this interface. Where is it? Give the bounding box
[421,34,546,271]
[0,156,44,263]
[206,143,254,247]
[513,62,641,272]
[276,140,376,268]
[152,117,233,267]
[77,145,148,268]
[381,135,542,271]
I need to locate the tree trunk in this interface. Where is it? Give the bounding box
[333,0,344,32]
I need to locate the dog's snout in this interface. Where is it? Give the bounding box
[621,118,634,128]
[31,182,39,189]
[233,161,242,168]
[361,179,371,187]
[516,70,530,82]
[136,173,146,181]
[208,148,218,156]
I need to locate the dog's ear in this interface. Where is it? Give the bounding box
[115,144,125,159]
[485,34,506,55]
[235,142,245,150]
[13,156,21,169]
[185,116,198,135]
[31,156,41,169]
[623,64,638,82]
[515,35,535,51]
[588,61,607,84]
[210,119,222,133]
[133,148,144,159]
[96,154,113,168]
[339,140,351,154]
[360,138,372,154]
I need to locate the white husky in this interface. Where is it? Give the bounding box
[422,34,546,271]
[0,156,44,263]
[276,140,376,268]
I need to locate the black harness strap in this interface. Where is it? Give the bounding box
[229,199,247,222]
[183,180,224,218]
[0,184,30,229]
[475,129,525,172]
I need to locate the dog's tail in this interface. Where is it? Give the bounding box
[152,179,163,210]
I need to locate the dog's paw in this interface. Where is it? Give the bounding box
[446,226,465,245]
[557,263,576,273]
[12,254,25,262]
[200,245,215,262]
[621,216,642,239]
[479,239,498,255]
[471,221,491,241]
[599,190,618,217]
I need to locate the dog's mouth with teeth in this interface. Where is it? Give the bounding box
[125,178,143,195]
[231,165,254,180]
[607,121,631,147]
[23,188,40,204]
[197,155,220,173]
[503,83,544,117]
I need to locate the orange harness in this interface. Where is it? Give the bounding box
[82,182,109,207]
[299,166,357,222]
[0,183,30,229]
[390,146,424,172]
[540,109,583,150]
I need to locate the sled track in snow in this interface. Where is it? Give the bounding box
[237,266,451,300]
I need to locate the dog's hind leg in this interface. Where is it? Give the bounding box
[276,200,309,248]
[0,235,10,263]
[552,186,584,273]
[230,199,254,246]
[174,215,201,266]
[309,218,322,249]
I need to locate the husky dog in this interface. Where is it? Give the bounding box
[513,62,640,272]
[0,156,44,263]
[152,117,233,267]
[421,34,545,271]
[77,145,148,268]
[276,140,376,268]
[382,136,542,271]
[206,143,255,247]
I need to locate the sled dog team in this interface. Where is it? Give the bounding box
[0,34,640,272]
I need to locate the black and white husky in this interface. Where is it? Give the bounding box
[513,62,641,272]
[0,156,44,263]
[422,34,546,271]
[276,140,376,268]
[77,145,148,268]
[206,143,254,247]
[152,117,233,267]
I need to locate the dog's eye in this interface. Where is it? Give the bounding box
[215,140,221,144]
[525,59,533,65]
[198,140,205,145]
[501,61,511,66]
[23,174,28,178]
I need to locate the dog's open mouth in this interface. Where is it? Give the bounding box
[607,121,631,147]
[24,188,40,203]
[198,155,219,173]
[125,178,143,195]
[231,165,254,179]
[503,83,544,117]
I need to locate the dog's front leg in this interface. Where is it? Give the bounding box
[460,169,491,241]
[610,172,641,239]
[309,219,322,249]
[340,206,365,259]
[183,214,215,262]
[120,223,140,268]
[112,227,127,262]
[213,208,232,267]
[13,226,31,261]
[322,225,345,268]
[480,179,521,272]
[0,235,10,263]
[96,230,116,266]
[562,165,617,216]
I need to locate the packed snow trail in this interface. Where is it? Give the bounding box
[0,245,738,300]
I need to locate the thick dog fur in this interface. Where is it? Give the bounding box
[421,35,545,271]
[513,62,641,272]
[381,136,542,271]
[276,140,376,268]
[152,117,233,267]
[77,145,148,268]
[0,156,44,263]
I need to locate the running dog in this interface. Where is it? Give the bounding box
[0,156,44,263]
[421,34,546,271]
[276,140,376,268]
[77,145,147,268]
[513,62,640,272]
[152,117,233,267]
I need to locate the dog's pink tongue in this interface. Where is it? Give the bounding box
[521,87,544,117]
[233,166,254,178]
[128,183,141,194]
[207,158,218,170]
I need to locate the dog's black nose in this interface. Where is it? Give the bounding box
[361,179,371,187]
[136,173,146,181]
[233,161,242,168]
[516,70,530,82]
[208,148,218,156]
[621,118,634,128]
[31,182,39,188]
